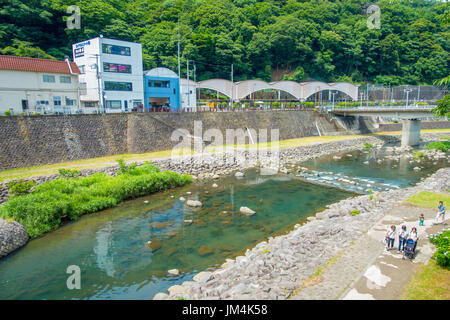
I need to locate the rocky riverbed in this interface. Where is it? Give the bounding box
[156,167,449,300]
[0,132,447,261]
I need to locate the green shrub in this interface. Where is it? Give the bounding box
[0,163,192,238]
[428,230,450,268]
[363,142,373,149]
[58,168,81,178]
[7,179,36,197]
[392,120,399,123]
[413,151,425,159]
[351,210,360,216]
[4,110,11,116]
[425,141,450,152]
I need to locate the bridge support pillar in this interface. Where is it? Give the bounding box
[401,119,421,147]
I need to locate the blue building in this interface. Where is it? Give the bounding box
[143,67,180,112]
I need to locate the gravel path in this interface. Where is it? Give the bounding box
[158,167,449,300]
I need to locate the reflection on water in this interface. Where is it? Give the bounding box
[300,144,449,193]
[0,169,352,300]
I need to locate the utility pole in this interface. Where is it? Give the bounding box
[194,62,197,111]
[404,87,412,108]
[177,22,181,111]
[417,85,420,104]
[230,63,234,108]
[366,84,369,107]
[91,53,103,114]
[187,59,190,110]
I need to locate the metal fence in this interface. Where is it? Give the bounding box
[359,85,446,103]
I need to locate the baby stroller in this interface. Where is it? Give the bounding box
[403,239,416,260]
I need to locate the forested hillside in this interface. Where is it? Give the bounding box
[0,0,448,84]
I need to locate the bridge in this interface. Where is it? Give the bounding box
[329,106,436,147]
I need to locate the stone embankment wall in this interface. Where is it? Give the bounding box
[0,111,367,171]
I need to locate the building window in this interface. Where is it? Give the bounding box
[43,75,55,83]
[85,102,96,108]
[60,76,72,83]
[102,44,131,56]
[66,97,76,106]
[104,81,132,91]
[53,96,62,106]
[149,80,170,88]
[103,62,132,73]
[74,47,85,58]
[78,65,86,74]
[105,100,122,109]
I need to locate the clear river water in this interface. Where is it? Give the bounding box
[0,143,447,300]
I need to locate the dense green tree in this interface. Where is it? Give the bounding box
[0,0,448,85]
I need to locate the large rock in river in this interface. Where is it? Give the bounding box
[240,207,256,216]
[0,218,29,259]
[186,200,202,207]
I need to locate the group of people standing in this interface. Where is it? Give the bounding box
[384,201,446,257]
[385,225,418,253]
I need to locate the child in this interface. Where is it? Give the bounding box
[419,214,424,226]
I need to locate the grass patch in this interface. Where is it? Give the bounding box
[0,162,192,238]
[0,148,193,182]
[413,151,425,159]
[425,141,450,152]
[406,192,450,209]
[401,259,450,300]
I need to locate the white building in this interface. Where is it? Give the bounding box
[72,36,144,113]
[180,78,197,111]
[0,55,82,114]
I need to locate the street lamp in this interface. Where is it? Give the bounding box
[331,91,337,109]
[404,87,412,108]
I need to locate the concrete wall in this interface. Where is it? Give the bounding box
[0,110,361,171]
[378,120,450,132]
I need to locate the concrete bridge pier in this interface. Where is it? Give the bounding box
[401,119,421,147]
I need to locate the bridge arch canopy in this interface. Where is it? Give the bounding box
[197,79,233,98]
[235,80,302,100]
[193,78,359,101]
[302,81,359,101]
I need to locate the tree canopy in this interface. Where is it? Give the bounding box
[0,0,448,84]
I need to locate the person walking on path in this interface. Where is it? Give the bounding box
[385,225,396,251]
[434,201,446,225]
[398,225,408,253]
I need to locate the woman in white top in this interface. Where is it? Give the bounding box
[385,225,396,251]
[398,225,408,252]
[407,227,419,251]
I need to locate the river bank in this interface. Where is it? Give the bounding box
[0,132,447,261]
[156,167,449,300]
